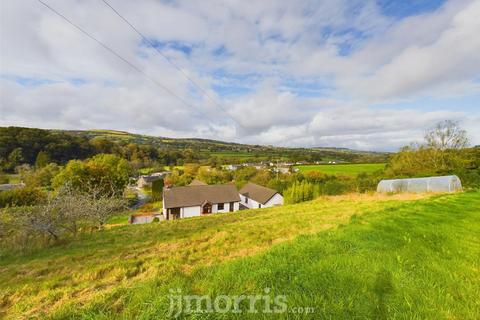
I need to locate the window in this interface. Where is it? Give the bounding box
[218,203,224,210]
[245,197,248,203]
[258,204,262,208]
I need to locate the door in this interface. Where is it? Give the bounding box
[229,202,234,212]
[168,208,181,220]
[202,203,212,214]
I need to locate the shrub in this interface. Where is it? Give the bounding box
[0,188,46,208]
[0,174,9,184]
[151,178,164,201]
[321,179,350,195]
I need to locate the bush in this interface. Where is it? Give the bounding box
[455,168,480,189]
[0,174,9,184]
[0,188,46,208]
[321,179,350,195]
[355,173,381,193]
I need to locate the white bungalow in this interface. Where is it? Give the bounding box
[239,182,283,209]
[163,183,240,220]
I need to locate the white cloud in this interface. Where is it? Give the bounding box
[1,0,479,151]
[347,0,480,99]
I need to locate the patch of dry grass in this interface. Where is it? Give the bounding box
[322,192,435,202]
[0,192,438,318]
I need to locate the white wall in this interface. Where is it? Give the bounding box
[264,193,284,207]
[240,193,283,209]
[163,202,240,220]
[132,215,154,224]
[182,206,201,218]
[240,194,262,209]
[213,202,239,213]
[131,214,163,224]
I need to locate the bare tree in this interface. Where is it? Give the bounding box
[9,196,66,241]
[1,184,128,251]
[425,120,469,151]
[82,184,128,229]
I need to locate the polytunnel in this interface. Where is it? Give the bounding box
[377,175,462,193]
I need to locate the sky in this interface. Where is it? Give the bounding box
[1,0,479,151]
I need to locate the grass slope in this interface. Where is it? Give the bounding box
[295,163,386,176]
[1,192,479,319]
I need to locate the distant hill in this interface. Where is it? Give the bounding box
[64,128,389,161]
[0,126,389,165]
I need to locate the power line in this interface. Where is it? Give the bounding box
[36,0,204,118]
[100,0,233,119]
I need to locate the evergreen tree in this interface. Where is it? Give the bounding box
[35,151,51,168]
[151,178,164,201]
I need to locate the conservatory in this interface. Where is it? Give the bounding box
[377,175,462,193]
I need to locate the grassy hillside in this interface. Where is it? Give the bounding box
[295,163,387,176]
[65,128,388,162]
[1,191,479,319]
[0,126,389,167]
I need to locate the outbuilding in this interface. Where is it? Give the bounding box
[239,182,283,209]
[377,175,462,193]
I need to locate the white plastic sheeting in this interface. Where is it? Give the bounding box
[377,175,462,193]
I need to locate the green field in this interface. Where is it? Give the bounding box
[295,163,386,176]
[1,191,479,319]
[209,151,255,158]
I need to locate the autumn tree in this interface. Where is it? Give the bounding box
[53,154,130,196]
[387,120,471,176]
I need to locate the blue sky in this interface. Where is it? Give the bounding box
[1,0,479,150]
[377,0,446,17]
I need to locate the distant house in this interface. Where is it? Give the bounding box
[163,184,240,220]
[239,182,283,209]
[137,172,169,188]
[273,166,290,174]
[225,164,239,171]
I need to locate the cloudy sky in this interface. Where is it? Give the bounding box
[1,0,479,151]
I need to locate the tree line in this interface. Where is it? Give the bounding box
[0,127,388,174]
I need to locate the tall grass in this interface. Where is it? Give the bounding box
[1,191,478,319]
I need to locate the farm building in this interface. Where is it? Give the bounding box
[137,172,169,188]
[239,182,284,209]
[377,175,462,193]
[163,184,240,220]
